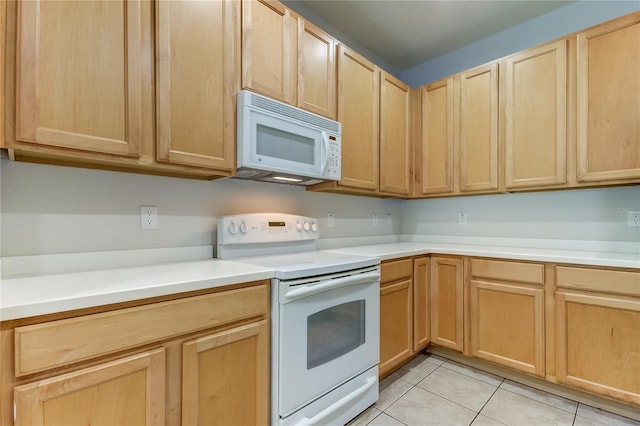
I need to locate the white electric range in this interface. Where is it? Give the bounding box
[217,213,380,426]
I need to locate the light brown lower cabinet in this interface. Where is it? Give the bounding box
[379,258,413,377]
[413,256,430,351]
[430,256,464,352]
[555,266,640,406]
[2,282,270,426]
[14,348,166,426]
[468,259,545,376]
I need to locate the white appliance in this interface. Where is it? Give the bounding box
[236,90,341,186]
[217,213,380,426]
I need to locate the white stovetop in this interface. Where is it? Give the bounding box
[1,237,638,321]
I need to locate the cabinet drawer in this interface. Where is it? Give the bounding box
[15,283,269,376]
[471,259,544,285]
[381,258,413,284]
[556,266,640,297]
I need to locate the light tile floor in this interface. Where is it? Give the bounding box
[349,354,640,426]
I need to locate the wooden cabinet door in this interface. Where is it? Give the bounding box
[337,45,379,191]
[380,72,411,196]
[458,63,499,192]
[14,0,144,157]
[421,78,454,195]
[413,257,430,352]
[469,281,544,376]
[156,0,238,171]
[14,349,165,426]
[182,320,269,426]
[297,19,336,119]
[242,0,296,104]
[380,279,413,377]
[430,257,464,351]
[503,39,568,189]
[577,13,640,183]
[556,291,640,406]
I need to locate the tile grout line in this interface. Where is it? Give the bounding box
[467,377,506,426]
[497,385,580,416]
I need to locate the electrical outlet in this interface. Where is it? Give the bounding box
[141,206,158,229]
[372,213,378,226]
[327,212,335,227]
[458,212,468,226]
[628,210,640,227]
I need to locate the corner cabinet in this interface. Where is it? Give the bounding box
[413,256,431,352]
[156,0,239,171]
[379,72,411,196]
[555,266,640,406]
[503,39,568,190]
[576,13,640,184]
[430,257,464,352]
[1,283,270,426]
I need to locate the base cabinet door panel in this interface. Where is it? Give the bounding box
[182,320,269,426]
[380,279,412,377]
[556,291,640,405]
[470,281,545,376]
[430,257,464,352]
[413,257,430,352]
[14,349,166,426]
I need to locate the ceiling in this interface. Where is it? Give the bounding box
[288,1,574,70]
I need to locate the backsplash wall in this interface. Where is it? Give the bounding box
[0,157,401,256]
[401,186,640,243]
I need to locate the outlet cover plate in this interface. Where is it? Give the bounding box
[141,206,158,229]
[628,210,640,227]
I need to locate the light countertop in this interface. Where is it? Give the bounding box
[1,239,638,321]
[1,259,273,321]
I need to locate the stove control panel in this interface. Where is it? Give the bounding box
[218,213,319,245]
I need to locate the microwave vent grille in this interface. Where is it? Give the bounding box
[251,93,340,133]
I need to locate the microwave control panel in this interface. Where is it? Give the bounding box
[325,137,341,180]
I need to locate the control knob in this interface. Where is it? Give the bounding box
[228,221,239,235]
[311,222,318,232]
[296,222,303,231]
[240,221,249,234]
[303,221,310,232]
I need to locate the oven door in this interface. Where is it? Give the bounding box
[276,267,380,418]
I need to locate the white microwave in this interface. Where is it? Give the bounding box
[236,90,341,186]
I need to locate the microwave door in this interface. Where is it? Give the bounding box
[249,111,323,176]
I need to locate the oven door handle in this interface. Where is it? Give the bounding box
[297,375,377,426]
[282,271,380,303]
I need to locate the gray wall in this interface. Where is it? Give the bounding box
[0,157,401,256]
[401,186,640,242]
[401,0,640,87]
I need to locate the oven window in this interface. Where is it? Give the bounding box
[307,300,365,370]
[256,124,315,165]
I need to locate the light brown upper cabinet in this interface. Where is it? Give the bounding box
[419,78,454,195]
[503,39,568,190]
[458,63,499,193]
[12,0,145,157]
[416,62,498,197]
[242,0,296,105]
[156,0,239,171]
[242,0,337,120]
[576,12,640,183]
[297,19,337,119]
[309,46,379,194]
[380,72,411,195]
